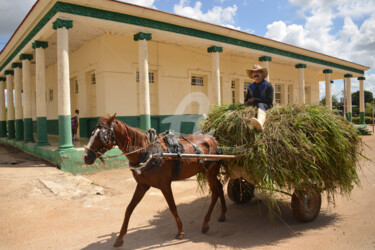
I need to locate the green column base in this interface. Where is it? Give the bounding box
[8,120,15,139]
[346,112,352,122]
[24,118,34,143]
[15,119,24,141]
[58,115,74,151]
[0,121,6,137]
[36,117,49,146]
[140,114,151,131]
[359,112,365,124]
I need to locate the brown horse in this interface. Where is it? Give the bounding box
[82,114,227,247]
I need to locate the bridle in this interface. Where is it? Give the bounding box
[84,123,116,159]
[84,121,132,161]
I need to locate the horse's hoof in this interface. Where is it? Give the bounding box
[113,240,124,248]
[175,232,185,240]
[202,226,209,233]
[218,216,226,222]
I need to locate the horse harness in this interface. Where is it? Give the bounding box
[88,123,221,178]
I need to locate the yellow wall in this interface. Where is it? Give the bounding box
[36,33,323,120]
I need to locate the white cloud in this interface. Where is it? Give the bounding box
[116,0,156,8]
[266,0,375,98]
[0,0,37,37]
[173,0,240,29]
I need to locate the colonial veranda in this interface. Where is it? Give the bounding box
[0,0,370,172]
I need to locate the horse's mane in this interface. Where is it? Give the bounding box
[99,116,150,148]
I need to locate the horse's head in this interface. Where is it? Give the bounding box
[83,113,117,165]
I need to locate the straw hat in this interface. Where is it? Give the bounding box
[247,64,268,79]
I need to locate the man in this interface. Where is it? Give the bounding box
[244,64,274,132]
[71,109,79,141]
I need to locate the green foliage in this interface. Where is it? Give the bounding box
[352,116,374,124]
[352,90,374,105]
[201,104,364,203]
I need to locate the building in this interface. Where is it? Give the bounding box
[0,0,370,171]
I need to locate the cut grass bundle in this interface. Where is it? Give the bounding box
[201,104,364,202]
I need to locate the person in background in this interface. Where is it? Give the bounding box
[71,109,79,141]
[245,64,274,132]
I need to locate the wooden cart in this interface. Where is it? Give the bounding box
[162,152,322,222]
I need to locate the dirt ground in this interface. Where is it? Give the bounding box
[1,131,375,250]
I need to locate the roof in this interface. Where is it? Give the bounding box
[0,0,370,76]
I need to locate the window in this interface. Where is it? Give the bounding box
[191,75,204,86]
[136,71,155,83]
[49,89,54,102]
[275,84,282,104]
[75,79,79,94]
[231,80,236,103]
[244,81,251,99]
[90,73,96,85]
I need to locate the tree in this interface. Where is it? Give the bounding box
[320,94,340,109]
[351,90,373,105]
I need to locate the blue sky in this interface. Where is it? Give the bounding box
[1,0,374,100]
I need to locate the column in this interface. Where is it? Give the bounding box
[53,19,74,150]
[0,77,6,137]
[33,41,49,146]
[358,76,366,124]
[323,69,332,109]
[344,74,353,122]
[259,56,271,82]
[5,70,15,139]
[208,46,223,105]
[134,32,152,131]
[12,63,24,141]
[20,54,34,142]
[295,64,306,104]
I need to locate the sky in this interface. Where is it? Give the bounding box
[1,0,375,100]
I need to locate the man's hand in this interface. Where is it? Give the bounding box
[246,98,254,105]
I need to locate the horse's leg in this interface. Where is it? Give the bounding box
[201,162,226,233]
[114,183,150,248]
[160,183,184,239]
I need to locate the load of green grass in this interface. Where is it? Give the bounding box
[201,104,364,201]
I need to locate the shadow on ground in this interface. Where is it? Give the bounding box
[82,195,337,249]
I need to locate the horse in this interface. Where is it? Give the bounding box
[82,114,227,248]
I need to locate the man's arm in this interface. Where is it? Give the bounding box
[264,85,274,106]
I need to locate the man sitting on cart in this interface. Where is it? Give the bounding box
[245,64,274,132]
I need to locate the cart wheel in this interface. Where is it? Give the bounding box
[291,188,321,222]
[227,178,254,204]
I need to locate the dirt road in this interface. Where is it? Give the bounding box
[1,134,374,250]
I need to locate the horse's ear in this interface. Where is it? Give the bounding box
[108,113,116,124]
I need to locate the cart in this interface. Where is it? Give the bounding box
[162,152,322,223]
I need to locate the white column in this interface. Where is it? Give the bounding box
[53,18,74,149]
[134,32,152,131]
[21,56,32,120]
[13,64,23,121]
[296,64,306,104]
[359,77,365,113]
[262,60,270,82]
[212,51,221,105]
[358,76,366,124]
[139,39,150,117]
[5,70,15,139]
[323,69,332,109]
[344,74,352,121]
[20,54,34,142]
[208,46,223,106]
[35,46,47,118]
[6,73,14,121]
[0,78,6,137]
[12,63,23,140]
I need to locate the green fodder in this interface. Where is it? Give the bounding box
[201,104,364,201]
